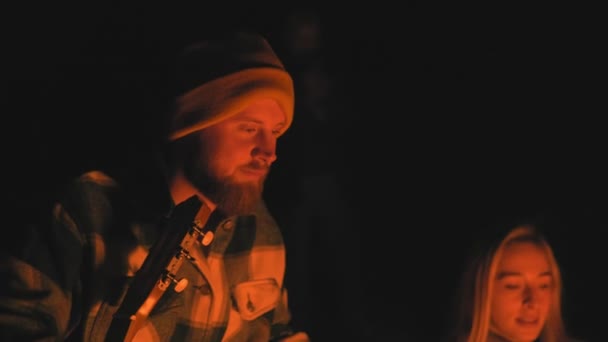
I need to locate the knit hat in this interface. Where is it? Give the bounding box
[168,31,294,141]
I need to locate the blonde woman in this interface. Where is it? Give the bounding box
[446,222,585,342]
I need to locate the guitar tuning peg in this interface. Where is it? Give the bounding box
[161,273,190,293]
[173,278,189,293]
[200,231,214,246]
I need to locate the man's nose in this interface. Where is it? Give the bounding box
[254,132,277,164]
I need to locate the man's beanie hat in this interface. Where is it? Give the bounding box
[168,31,294,141]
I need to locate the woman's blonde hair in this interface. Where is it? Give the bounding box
[452,224,568,342]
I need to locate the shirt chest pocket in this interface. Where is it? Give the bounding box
[231,278,280,321]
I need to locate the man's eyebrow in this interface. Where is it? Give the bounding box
[236,117,263,124]
[236,117,286,127]
[496,271,552,279]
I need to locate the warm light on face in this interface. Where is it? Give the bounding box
[490,241,553,342]
[185,98,286,215]
[204,97,285,182]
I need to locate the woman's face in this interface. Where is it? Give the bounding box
[490,241,553,342]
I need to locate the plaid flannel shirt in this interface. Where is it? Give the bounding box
[1,169,299,341]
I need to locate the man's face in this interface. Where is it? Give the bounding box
[490,241,553,342]
[184,98,286,216]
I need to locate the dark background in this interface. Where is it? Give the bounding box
[7,3,606,341]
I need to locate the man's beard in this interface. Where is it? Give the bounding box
[211,179,263,216]
[184,158,266,216]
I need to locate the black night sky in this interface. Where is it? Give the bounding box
[7,3,606,341]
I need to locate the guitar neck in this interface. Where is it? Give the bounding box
[106,195,209,341]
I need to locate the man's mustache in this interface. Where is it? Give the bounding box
[247,160,270,171]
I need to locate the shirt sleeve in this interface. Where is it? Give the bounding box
[0,201,85,341]
[1,171,118,341]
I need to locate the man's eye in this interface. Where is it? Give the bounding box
[505,284,520,290]
[272,129,282,136]
[240,126,257,133]
[539,283,552,290]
